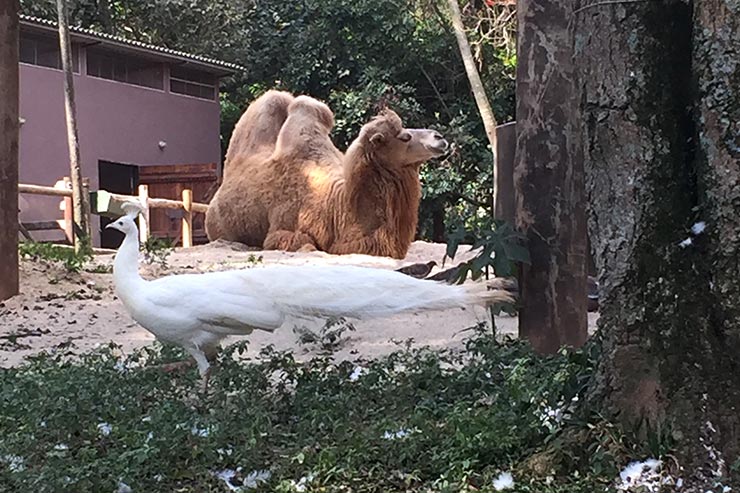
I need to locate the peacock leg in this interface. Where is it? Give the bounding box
[184,345,212,393]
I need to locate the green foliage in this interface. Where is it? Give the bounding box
[18,241,92,273]
[446,218,529,281]
[0,327,633,493]
[245,254,263,266]
[20,0,516,241]
[141,236,174,268]
[293,317,357,355]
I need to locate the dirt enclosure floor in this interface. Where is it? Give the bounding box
[0,240,599,367]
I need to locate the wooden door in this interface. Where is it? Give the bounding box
[98,161,139,248]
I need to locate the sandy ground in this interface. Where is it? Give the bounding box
[0,240,599,367]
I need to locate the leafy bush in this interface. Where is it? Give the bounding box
[0,326,634,492]
[18,241,92,273]
[141,236,174,268]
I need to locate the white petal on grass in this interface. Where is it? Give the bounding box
[214,468,271,491]
[617,458,662,491]
[679,237,693,248]
[53,443,69,451]
[215,469,241,491]
[492,471,514,490]
[1,455,25,473]
[349,366,365,381]
[242,470,272,489]
[292,473,315,493]
[116,481,133,493]
[97,422,112,436]
[382,427,420,440]
[692,221,706,235]
[191,425,210,437]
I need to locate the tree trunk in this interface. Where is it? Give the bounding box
[576,0,739,486]
[0,0,20,301]
[56,0,91,252]
[514,0,588,354]
[447,0,500,213]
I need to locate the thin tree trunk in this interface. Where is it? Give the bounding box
[447,0,499,214]
[0,0,20,301]
[576,0,740,485]
[56,0,91,252]
[515,0,588,354]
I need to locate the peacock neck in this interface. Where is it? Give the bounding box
[113,230,145,303]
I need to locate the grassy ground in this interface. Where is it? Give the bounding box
[0,323,643,492]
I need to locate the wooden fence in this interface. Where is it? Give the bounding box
[18,182,208,248]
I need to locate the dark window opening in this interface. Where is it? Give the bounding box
[169,66,217,100]
[87,48,164,90]
[19,32,79,72]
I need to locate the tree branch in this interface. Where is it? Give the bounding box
[447,0,500,214]
[416,63,453,120]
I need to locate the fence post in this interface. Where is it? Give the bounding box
[81,177,90,242]
[182,188,193,248]
[138,184,150,244]
[62,177,74,245]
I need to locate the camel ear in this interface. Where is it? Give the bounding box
[370,133,385,145]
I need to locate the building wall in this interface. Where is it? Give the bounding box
[18,56,221,244]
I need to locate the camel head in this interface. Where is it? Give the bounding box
[361,109,449,167]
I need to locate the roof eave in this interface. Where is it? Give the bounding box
[19,16,243,77]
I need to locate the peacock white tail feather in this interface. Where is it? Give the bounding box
[229,264,514,320]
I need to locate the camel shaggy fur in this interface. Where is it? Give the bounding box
[205,90,449,259]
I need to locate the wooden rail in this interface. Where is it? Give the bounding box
[19,183,73,197]
[18,181,209,248]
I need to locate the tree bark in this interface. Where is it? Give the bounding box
[576,0,739,485]
[56,0,91,252]
[447,0,500,213]
[515,0,588,354]
[0,0,20,301]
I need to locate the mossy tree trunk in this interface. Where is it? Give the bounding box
[515,0,588,354]
[575,0,739,486]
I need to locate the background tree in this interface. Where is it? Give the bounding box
[447,0,500,214]
[56,0,90,252]
[576,0,739,486]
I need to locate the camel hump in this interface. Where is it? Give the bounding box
[225,90,295,169]
[288,95,335,132]
[273,95,340,161]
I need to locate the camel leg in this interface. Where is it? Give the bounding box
[264,230,317,252]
